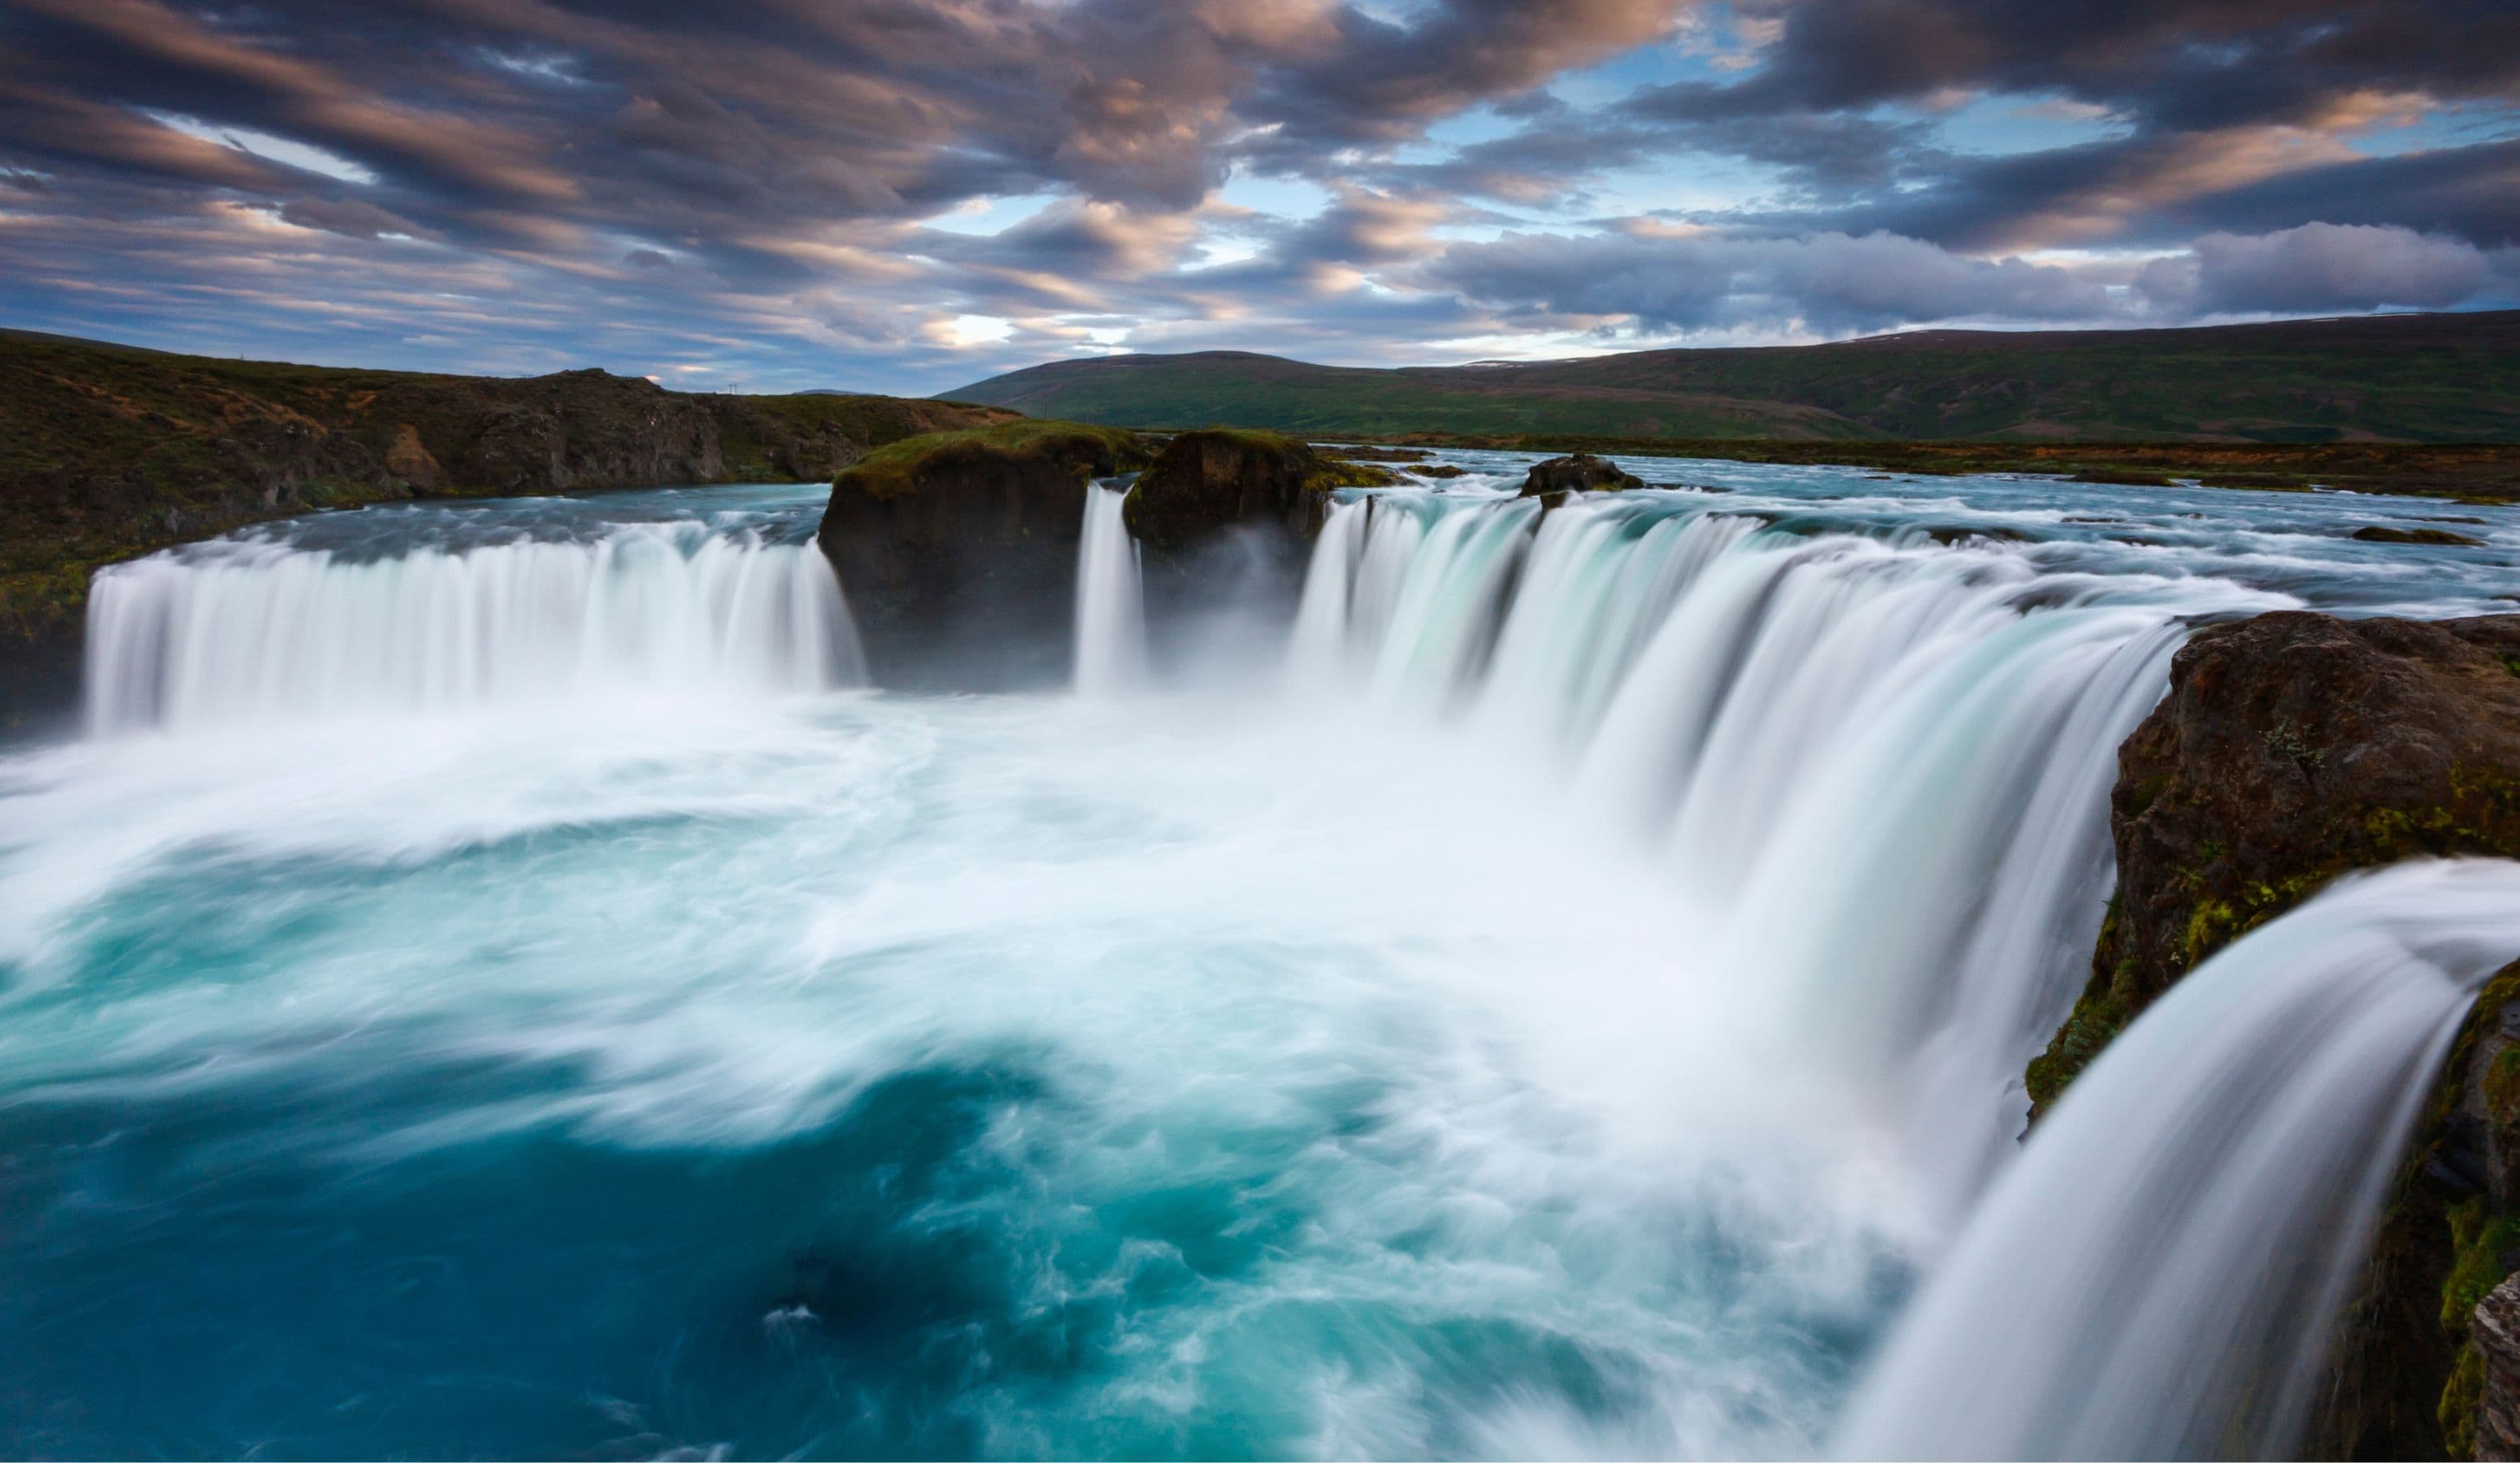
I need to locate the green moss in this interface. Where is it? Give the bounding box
[2262,718,2328,772]
[2442,1196,2520,1335]
[2443,1340,2486,1459]
[833,419,1150,499]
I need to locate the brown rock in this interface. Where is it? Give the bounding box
[2478,1274,2520,1460]
[816,422,1151,688]
[2030,611,2520,1112]
[1120,428,1392,551]
[2357,525,2490,548]
[1517,453,1643,501]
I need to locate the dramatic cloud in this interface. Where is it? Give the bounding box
[2137,222,2511,315]
[0,0,2511,391]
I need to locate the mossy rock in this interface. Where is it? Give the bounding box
[2030,611,2520,1115]
[1121,428,1394,551]
[830,419,1150,501]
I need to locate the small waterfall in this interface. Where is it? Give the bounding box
[1073,483,1148,694]
[1288,497,1368,683]
[85,522,864,733]
[1836,859,2520,1460]
[1290,492,2219,1209]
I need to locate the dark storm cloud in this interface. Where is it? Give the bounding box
[0,0,2513,389]
[1640,0,2520,132]
[1623,0,2520,254]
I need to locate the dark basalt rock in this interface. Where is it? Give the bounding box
[2358,525,2491,548]
[815,421,1152,688]
[2032,611,2520,1111]
[1114,430,1397,667]
[2022,609,2520,1460]
[1517,453,1643,502]
[1121,428,1393,552]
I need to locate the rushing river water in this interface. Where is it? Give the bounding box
[2,454,2516,1457]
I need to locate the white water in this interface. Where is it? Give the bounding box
[1291,490,2270,1213]
[11,462,2518,1457]
[85,518,862,733]
[1074,482,1149,693]
[1838,859,2520,1460]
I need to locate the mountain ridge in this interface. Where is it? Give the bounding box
[948,310,2520,444]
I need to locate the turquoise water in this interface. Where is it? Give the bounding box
[1,458,2510,1457]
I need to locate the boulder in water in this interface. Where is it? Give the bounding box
[2357,524,2490,548]
[1517,454,1643,502]
[1120,429,1394,551]
[816,420,1153,688]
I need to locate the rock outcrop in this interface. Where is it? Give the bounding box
[2020,609,2520,1459]
[815,421,1152,688]
[2475,1274,2520,1459]
[0,332,1014,728]
[2030,612,2520,1111]
[1517,453,1643,503]
[2359,525,2491,548]
[1119,429,1393,552]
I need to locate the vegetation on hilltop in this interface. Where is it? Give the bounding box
[831,419,1149,500]
[950,311,2520,446]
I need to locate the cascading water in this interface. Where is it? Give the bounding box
[1836,859,2520,1461]
[1073,481,1149,693]
[85,513,862,733]
[1289,488,2265,1214]
[5,460,2513,1458]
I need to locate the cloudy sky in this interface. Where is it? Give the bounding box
[2,0,2515,394]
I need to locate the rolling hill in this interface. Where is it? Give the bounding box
[948,311,2520,444]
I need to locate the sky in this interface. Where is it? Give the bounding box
[1,0,2516,396]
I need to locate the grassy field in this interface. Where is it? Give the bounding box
[951,311,2520,445]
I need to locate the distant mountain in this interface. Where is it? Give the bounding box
[948,311,2520,444]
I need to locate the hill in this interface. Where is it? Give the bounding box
[0,330,1014,719]
[948,311,2520,444]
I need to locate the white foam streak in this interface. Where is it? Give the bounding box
[1298,493,2208,1218]
[85,523,863,733]
[1074,483,1149,695]
[1836,859,2520,1460]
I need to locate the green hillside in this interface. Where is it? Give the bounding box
[949,311,2520,444]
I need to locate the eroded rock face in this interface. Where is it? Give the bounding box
[1517,453,1643,501]
[1120,430,1390,552]
[816,423,1151,688]
[2017,610,2520,1460]
[2476,1274,2520,1460]
[2031,611,2520,1109]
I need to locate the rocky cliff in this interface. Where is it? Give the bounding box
[2024,610,2520,1458]
[0,332,1012,728]
[1119,429,1392,550]
[815,421,1151,688]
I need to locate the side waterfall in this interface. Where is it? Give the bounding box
[1836,858,2520,1460]
[84,521,863,733]
[1073,482,1148,694]
[1290,492,2214,1211]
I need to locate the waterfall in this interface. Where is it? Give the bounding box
[1836,859,2520,1461]
[1288,491,2226,1209]
[84,521,864,734]
[1073,483,1148,694]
